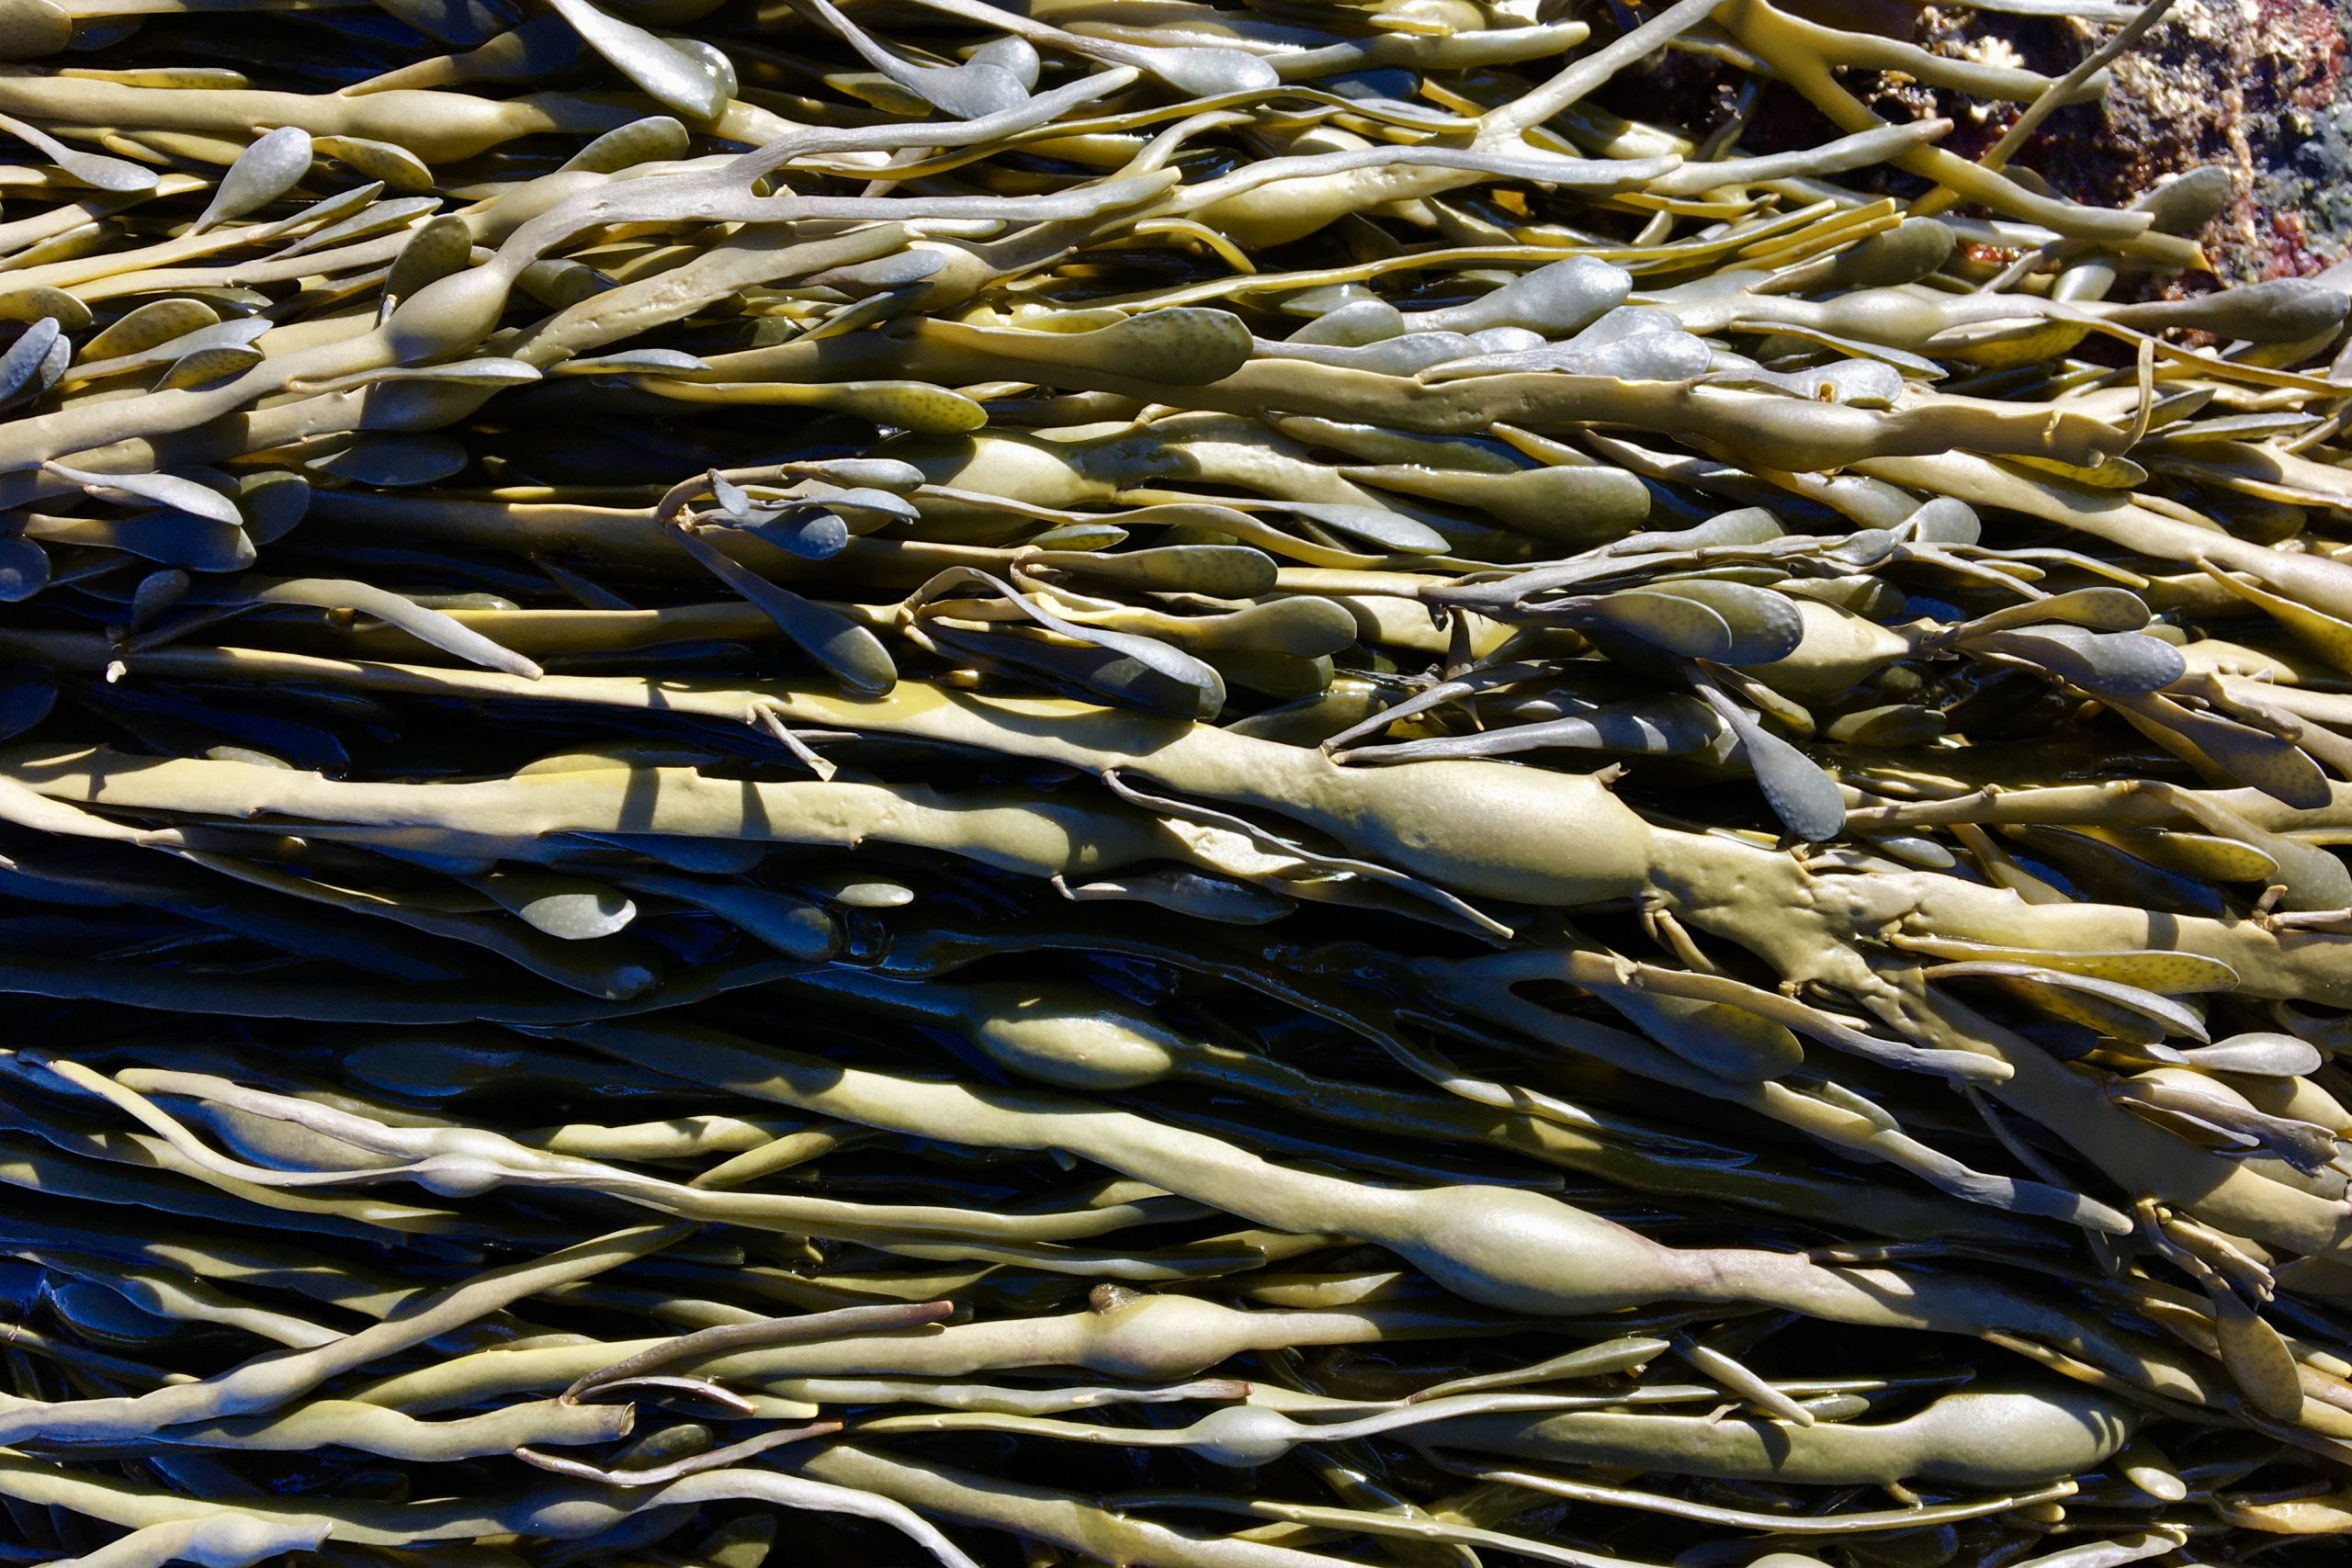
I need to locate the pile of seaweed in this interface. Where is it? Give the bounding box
[0,3,2350,1565]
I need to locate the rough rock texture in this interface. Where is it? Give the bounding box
[1927,0,2352,281]
[1608,0,2349,287]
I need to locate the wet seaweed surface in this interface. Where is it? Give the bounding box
[1,2,2351,1566]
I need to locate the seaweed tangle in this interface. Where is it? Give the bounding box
[0,2,2348,1565]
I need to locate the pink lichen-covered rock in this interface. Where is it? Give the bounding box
[1921,0,2351,281]
[1612,0,2349,286]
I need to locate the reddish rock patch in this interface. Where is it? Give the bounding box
[1598,0,2352,285]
